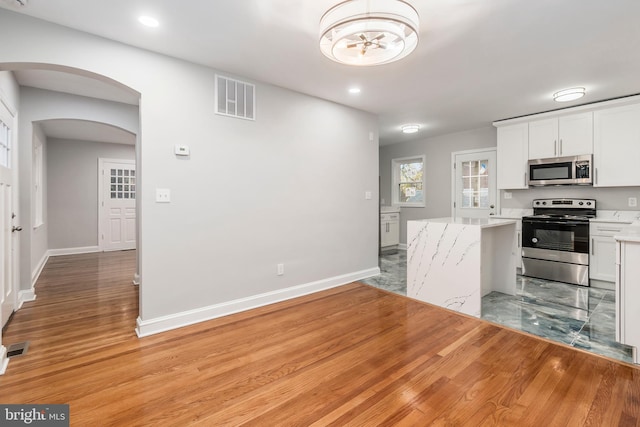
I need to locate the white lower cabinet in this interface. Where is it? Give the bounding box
[616,237,640,364]
[381,213,400,248]
[590,222,630,283]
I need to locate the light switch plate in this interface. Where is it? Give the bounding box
[156,188,171,203]
[365,191,372,200]
[629,197,637,207]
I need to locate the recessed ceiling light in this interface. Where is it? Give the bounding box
[348,87,361,94]
[553,87,585,102]
[401,124,420,134]
[138,16,159,28]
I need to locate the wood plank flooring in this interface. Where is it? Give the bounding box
[1,251,639,426]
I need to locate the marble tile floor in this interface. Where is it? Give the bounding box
[361,250,633,364]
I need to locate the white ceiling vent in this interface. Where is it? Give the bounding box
[215,75,255,121]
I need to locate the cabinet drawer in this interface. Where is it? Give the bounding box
[381,213,399,221]
[590,222,630,237]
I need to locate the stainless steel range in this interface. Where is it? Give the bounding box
[521,198,596,286]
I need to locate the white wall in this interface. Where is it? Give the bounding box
[18,86,139,288]
[380,127,497,244]
[0,10,379,332]
[47,138,135,250]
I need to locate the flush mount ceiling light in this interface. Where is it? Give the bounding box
[553,87,586,102]
[320,0,419,66]
[138,15,160,28]
[401,124,420,134]
[348,87,361,94]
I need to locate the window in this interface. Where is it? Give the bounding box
[461,159,489,208]
[110,168,136,200]
[392,155,425,207]
[33,138,44,228]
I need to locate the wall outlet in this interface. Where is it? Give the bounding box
[365,191,372,200]
[503,192,512,200]
[629,197,637,207]
[277,263,284,276]
[155,188,171,203]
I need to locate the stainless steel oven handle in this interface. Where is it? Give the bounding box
[523,220,585,227]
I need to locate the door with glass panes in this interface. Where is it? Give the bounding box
[453,150,497,219]
[100,159,136,251]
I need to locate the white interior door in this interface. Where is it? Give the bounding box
[0,102,16,327]
[100,159,136,251]
[452,149,497,219]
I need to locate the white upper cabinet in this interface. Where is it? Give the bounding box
[528,112,593,159]
[497,123,529,189]
[594,103,640,187]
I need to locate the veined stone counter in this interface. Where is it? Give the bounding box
[407,217,517,318]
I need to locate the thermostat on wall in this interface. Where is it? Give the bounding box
[174,144,190,156]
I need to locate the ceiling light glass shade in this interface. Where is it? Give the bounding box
[401,124,420,134]
[320,0,419,66]
[553,87,585,102]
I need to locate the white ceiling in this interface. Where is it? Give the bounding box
[2,0,640,145]
[38,119,136,145]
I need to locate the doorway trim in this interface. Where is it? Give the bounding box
[450,148,499,218]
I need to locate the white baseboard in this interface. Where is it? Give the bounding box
[48,246,100,257]
[398,243,407,251]
[17,289,37,309]
[31,251,49,289]
[0,346,8,375]
[135,266,380,337]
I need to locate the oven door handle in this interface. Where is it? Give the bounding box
[523,220,585,227]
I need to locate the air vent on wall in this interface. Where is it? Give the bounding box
[215,75,255,121]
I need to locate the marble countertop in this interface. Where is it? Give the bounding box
[415,217,517,228]
[592,210,640,223]
[615,221,640,242]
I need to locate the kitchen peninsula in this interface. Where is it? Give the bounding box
[407,217,517,317]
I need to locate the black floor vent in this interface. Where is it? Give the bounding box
[6,341,29,358]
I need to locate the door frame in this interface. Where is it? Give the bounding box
[450,148,499,218]
[98,158,136,251]
[0,92,18,373]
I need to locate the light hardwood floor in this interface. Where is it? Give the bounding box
[1,251,639,426]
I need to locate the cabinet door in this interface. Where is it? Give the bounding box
[590,235,617,282]
[528,118,558,159]
[594,103,640,187]
[497,123,529,189]
[387,221,400,246]
[559,112,593,156]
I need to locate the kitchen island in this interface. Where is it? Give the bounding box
[407,217,517,318]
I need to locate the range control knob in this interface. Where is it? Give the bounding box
[542,201,547,205]
[586,201,592,206]
[579,201,584,205]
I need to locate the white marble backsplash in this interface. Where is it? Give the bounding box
[498,208,533,218]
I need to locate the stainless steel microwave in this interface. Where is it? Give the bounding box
[528,154,593,186]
